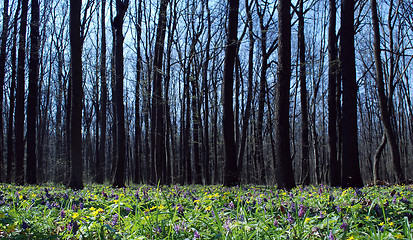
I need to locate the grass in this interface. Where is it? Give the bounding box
[0,183,412,239]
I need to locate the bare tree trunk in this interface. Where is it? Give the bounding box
[0,0,10,182]
[112,0,128,188]
[370,0,404,183]
[340,0,363,187]
[97,0,107,184]
[223,0,240,187]
[275,0,295,189]
[298,0,309,185]
[151,0,168,184]
[328,0,340,186]
[69,0,84,190]
[26,0,40,184]
[15,0,29,185]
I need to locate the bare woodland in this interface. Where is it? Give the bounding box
[0,0,412,189]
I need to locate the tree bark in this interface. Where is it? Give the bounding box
[223,0,240,187]
[275,0,295,189]
[112,0,128,188]
[15,0,29,185]
[151,0,168,184]
[328,0,340,186]
[0,0,10,182]
[370,0,404,183]
[340,0,363,187]
[298,0,309,185]
[26,0,40,184]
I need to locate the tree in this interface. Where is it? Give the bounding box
[275,0,295,189]
[298,0,309,185]
[15,0,29,185]
[151,0,168,184]
[69,0,84,190]
[223,0,240,187]
[328,0,340,186]
[26,0,40,184]
[0,0,10,182]
[370,0,404,184]
[340,0,363,187]
[97,0,107,184]
[112,0,129,188]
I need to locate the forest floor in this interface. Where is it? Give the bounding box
[0,183,412,239]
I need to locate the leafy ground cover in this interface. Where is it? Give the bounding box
[0,184,412,239]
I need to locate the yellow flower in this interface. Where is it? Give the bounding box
[19,195,23,200]
[304,218,311,223]
[205,205,212,211]
[72,212,80,219]
[394,233,404,239]
[389,222,394,226]
[347,236,355,240]
[365,216,370,220]
[193,199,200,204]
[90,207,96,211]
[379,222,384,226]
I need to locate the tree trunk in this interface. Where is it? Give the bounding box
[223,0,240,187]
[298,0,309,185]
[68,0,84,190]
[97,0,107,184]
[26,0,40,184]
[275,0,295,189]
[370,0,404,183]
[0,0,10,182]
[340,0,363,187]
[133,0,142,184]
[112,0,128,188]
[15,0,29,185]
[68,0,84,189]
[328,0,340,186]
[151,0,168,184]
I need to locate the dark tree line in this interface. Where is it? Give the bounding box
[0,0,412,189]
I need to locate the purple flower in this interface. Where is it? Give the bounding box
[228,201,235,209]
[328,230,335,240]
[68,220,79,234]
[193,230,200,239]
[340,222,348,230]
[60,209,66,218]
[287,212,294,224]
[273,218,279,227]
[177,204,184,217]
[298,205,306,218]
[111,213,119,226]
[22,221,29,230]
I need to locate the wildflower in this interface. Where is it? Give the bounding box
[298,205,306,218]
[340,222,348,230]
[193,230,200,239]
[328,230,335,240]
[68,220,79,234]
[21,221,29,230]
[228,201,235,209]
[347,236,355,240]
[72,212,79,219]
[273,218,279,227]
[389,222,394,226]
[60,209,66,218]
[287,212,294,224]
[111,213,119,226]
[394,233,404,239]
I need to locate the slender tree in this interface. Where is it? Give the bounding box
[340,0,363,187]
[370,0,404,184]
[151,0,168,184]
[97,0,107,184]
[69,0,84,190]
[223,0,240,187]
[275,0,295,189]
[15,0,29,185]
[298,0,309,185]
[0,0,10,182]
[26,0,40,184]
[112,0,129,188]
[328,0,340,186]
[133,0,142,184]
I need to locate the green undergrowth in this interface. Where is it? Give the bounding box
[0,183,412,239]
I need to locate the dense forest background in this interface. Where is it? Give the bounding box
[0,0,412,189]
